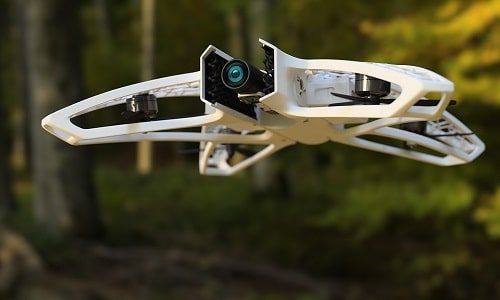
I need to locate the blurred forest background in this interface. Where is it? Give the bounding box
[0,0,499,299]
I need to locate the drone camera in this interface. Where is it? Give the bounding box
[221,59,265,94]
[354,73,391,98]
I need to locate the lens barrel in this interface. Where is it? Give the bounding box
[221,59,265,94]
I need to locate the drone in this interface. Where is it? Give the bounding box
[42,39,485,176]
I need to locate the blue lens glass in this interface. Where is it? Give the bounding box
[227,65,244,85]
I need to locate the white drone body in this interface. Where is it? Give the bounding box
[42,39,484,176]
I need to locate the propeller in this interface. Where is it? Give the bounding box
[398,121,473,150]
[329,92,457,107]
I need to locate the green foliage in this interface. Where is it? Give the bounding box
[360,0,500,104]
[96,166,253,245]
[475,187,500,238]
[3,0,500,298]
[318,176,474,239]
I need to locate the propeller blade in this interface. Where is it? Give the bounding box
[330,92,371,103]
[428,132,473,137]
[330,92,457,107]
[328,101,363,107]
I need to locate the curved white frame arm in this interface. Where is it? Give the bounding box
[331,111,484,166]
[259,39,454,120]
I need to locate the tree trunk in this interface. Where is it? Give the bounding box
[226,3,274,191]
[0,0,15,218]
[0,93,15,218]
[13,0,32,172]
[249,0,273,192]
[137,0,156,175]
[26,0,102,238]
[227,7,245,59]
[94,0,111,46]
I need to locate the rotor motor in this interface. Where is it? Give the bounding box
[122,93,158,122]
[354,73,391,100]
[127,93,158,118]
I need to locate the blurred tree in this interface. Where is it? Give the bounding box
[137,0,155,175]
[226,2,247,59]
[93,0,111,46]
[0,0,15,217]
[0,4,41,297]
[13,0,32,171]
[0,79,15,218]
[222,0,275,192]
[26,0,102,238]
[360,0,500,105]
[249,0,273,192]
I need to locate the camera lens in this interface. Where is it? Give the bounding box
[226,64,246,86]
[221,59,264,94]
[222,60,248,88]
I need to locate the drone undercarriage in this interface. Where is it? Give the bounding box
[41,39,484,175]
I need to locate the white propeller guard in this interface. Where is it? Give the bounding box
[331,111,484,166]
[259,39,454,120]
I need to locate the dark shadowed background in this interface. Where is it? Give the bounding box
[0,0,499,299]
